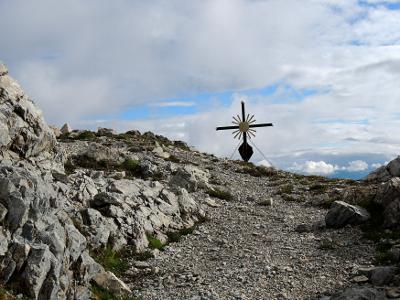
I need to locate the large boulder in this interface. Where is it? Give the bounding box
[365,156,400,182]
[169,165,210,192]
[0,62,56,163]
[374,177,400,228]
[325,201,370,228]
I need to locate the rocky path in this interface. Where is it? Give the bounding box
[128,162,375,300]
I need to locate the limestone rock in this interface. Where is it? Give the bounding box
[94,271,131,297]
[0,68,56,160]
[140,160,158,178]
[325,201,370,228]
[0,228,10,256]
[60,123,72,134]
[97,127,117,136]
[0,203,7,222]
[21,244,54,299]
[49,125,62,138]
[152,143,170,159]
[169,165,210,192]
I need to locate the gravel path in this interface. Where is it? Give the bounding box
[127,159,375,300]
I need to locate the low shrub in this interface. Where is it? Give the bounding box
[280,184,294,194]
[76,130,97,141]
[309,183,327,194]
[64,160,76,175]
[207,188,234,201]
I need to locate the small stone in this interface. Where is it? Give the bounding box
[0,62,8,75]
[295,224,312,233]
[258,197,273,206]
[386,287,400,298]
[134,261,151,269]
[352,275,369,283]
[205,198,221,208]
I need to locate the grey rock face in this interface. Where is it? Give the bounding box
[329,287,386,300]
[375,177,400,228]
[325,201,370,228]
[60,123,72,134]
[0,164,106,299]
[21,244,54,299]
[169,165,210,192]
[0,68,56,161]
[365,156,400,182]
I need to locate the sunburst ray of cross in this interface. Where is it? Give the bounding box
[216,101,273,161]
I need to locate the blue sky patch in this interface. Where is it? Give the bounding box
[89,82,324,121]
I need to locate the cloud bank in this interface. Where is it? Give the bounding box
[1,0,400,178]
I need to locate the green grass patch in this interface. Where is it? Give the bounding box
[280,184,294,194]
[76,130,97,141]
[281,194,304,202]
[318,239,337,250]
[167,214,209,243]
[91,247,129,276]
[207,188,234,201]
[173,140,191,151]
[146,234,165,250]
[164,155,181,163]
[239,166,277,177]
[115,133,133,141]
[309,183,328,194]
[121,159,140,174]
[69,155,142,177]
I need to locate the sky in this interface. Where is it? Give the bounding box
[1,0,400,179]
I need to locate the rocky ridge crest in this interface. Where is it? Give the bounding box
[1,62,400,299]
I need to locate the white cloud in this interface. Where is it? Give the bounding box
[257,159,273,168]
[1,1,400,173]
[346,160,369,172]
[290,161,340,175]
[149,101,196,107]
[371,162,383,169]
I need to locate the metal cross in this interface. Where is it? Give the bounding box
[216,101,273,161]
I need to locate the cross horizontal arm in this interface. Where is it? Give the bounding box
[249,123,273,128]
[216,125,240,131]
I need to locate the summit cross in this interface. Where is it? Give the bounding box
[216,101,273,161]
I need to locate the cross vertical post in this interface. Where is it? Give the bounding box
[241,101,247,146]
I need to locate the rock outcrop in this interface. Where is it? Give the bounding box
[0,63,206,299]
[0,63,60,172]
[325,201,370,228]
[365,156,400,182]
